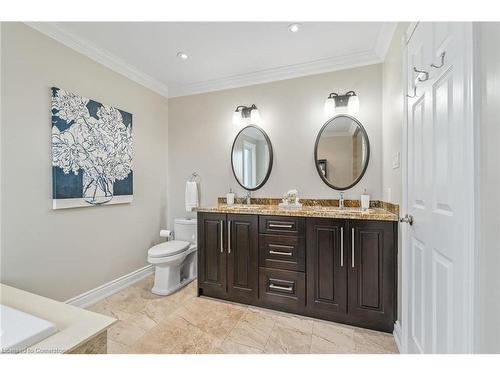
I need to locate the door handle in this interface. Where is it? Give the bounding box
[351,228,355,268]
[228,220,231,254]
[220,220,224,253]
[340,227,344,267]
[400,214,414,226]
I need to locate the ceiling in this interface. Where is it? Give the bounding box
[323,116,359,137]
[27,22,397,98]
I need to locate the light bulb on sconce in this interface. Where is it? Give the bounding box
[250,107,261,124]
[323,91,360,118]
[232,109,242,126]
[347,94,359,114]
[323,95,337,119]
[232,104,262,126]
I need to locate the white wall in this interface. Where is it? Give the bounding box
[168,64,383,224]
[476,22,500,354]
[382,22,408,326]
[382,23,408,206]
[0,23,169,301]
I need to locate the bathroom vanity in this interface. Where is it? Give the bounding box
[197,203,398,333]
[197,114,398,333]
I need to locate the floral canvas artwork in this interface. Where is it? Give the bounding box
[51,87,133,209]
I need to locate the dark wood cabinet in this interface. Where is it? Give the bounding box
[259,234,305,272]
[258,215,306,313]
[259,215,305,236]
[197,212,258,304]
[347,220,396,332]
[306,218,348,320]
[259,267,306,313]
[227,214,258,303]
[197,212,227,298]
[198,212,397,333]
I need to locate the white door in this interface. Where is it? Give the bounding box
[242,140,256,187]
[404,22,474,353]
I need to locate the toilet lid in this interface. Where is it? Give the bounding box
[148,240,191,258]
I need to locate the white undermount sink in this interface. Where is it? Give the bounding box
[0,304,58,354]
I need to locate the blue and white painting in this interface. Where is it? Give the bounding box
[51,87,133,209]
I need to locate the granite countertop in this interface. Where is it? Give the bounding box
[197,204,399,222]
[1,283,116,354]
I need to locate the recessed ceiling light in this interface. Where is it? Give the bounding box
[288,23,302,33]
[177,52,188,60]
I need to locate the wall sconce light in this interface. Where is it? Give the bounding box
[324,91,359,118]
[232,104,262,126]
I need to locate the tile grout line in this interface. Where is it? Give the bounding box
[262,320,277,353]
[214,306,250,353]
[309,322,315,353]
[92,277,398,354]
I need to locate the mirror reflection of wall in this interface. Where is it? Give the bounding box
[315,115,369,190]
[231,125,272,190]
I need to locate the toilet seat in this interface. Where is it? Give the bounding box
[148,240,191,258]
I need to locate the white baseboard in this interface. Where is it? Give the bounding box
[65,265,154,308]
[393,320,403,353]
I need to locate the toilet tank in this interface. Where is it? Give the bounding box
[174,218,197,244]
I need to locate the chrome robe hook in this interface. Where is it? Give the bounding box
[407,86,418,98]
[431,52,446,69]
[413,67,429,82]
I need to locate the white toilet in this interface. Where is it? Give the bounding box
[147,218,197,296]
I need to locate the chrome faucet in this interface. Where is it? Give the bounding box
[245,190,252,205]
[339,192,345,209]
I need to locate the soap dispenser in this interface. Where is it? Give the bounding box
[361,188,370,211]
[226,188,235,206]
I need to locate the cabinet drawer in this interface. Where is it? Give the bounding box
[259,234,305,272]
[259,268,305,313]
[259,215,305,236]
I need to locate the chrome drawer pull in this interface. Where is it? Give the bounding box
[220,220,224,253]
[351,228,355,268]
[228,220,231,254]
[269,250,293,256]
[269,223,293,229]
[340,227,344,267]
[269,284,293,292]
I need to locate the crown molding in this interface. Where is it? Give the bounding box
[374,22,398,60]
[25,22,397,99]
[25,22,169,98]
[169,50,382,97]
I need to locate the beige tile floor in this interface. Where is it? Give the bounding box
[87,275,399,354]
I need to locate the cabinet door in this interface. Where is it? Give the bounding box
[348,220,396,332]
[197,212,227,298]
[227,214,258,303]
[306,218,347,320]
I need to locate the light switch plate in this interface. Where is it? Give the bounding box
[392,152,400,169]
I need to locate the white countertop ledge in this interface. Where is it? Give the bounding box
[1,283,116,354]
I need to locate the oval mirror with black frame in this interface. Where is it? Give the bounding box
[231,125,273,191]
[314,115,370,190]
